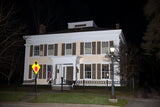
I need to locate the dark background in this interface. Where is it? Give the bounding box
[16,0,147,45]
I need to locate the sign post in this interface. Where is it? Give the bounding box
[32,60,40,96]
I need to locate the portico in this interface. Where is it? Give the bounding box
[51,56,79,85]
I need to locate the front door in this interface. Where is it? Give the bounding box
[66,66,73,84]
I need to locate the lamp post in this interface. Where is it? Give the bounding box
[110,46,115,99]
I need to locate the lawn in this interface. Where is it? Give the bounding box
[30,93,128,107]
[0,93,27,102]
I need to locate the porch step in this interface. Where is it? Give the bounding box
[52,85,72,90]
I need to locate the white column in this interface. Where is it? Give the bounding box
[73,64,76,81]
[23,44,30,81]
[52,64,55,86]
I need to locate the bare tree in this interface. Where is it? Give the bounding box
[0,0,26,85]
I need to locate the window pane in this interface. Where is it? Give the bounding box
[48,45,54,55]
[66,44,72,55]
[85,42,91,54]
[102,42,108,54]
[85,64,91,79]
[85,43,91,48]
[66,44,71,49]
[102,64,109,79]
[85,64,91,71]
[34,45,40,56]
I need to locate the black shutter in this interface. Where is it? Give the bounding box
[54,44,58,56]
[72,43,76,55]
[62,43,65,56]
[44,44,47,56]
[40,44,43,56]
[80,42,84,55]
[30,45,33,57]
[97,64,101,79]
[43,65,46,79]
[28,65,32,79]
[92,42,96,54]
[80,64,83,79]
[97,41,101,54]
[92,64,96,79]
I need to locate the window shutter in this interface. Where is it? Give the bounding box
[110,64,113,79]
[72,43,76,55]
[80,42,84,55]
[62,43,65,56]
[97,64,101,79]
[92,42,96,54]
[28,65,32,79]
[110,41,114,47]
[92,64,96,79]
[97,41,101,54]
[43,65,46,79]
[30,45,33,57]
[40,44,43,56]
[39,65,42,79]
[54,44,58,56]
[44,44,47,56]
[80,64,83,79]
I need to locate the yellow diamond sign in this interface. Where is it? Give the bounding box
[32,60,40,75]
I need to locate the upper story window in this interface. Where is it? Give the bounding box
[66,43,72,55]
[102,41,108,54]
[33,45,40,56]
[85,64,91,79]
[48,44,54,56]
[84,42,92,54]
[102,64,109,79]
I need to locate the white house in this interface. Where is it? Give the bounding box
[23,20,126,87]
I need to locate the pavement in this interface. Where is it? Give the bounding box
[126,98,160,107]
[0,102,119,107]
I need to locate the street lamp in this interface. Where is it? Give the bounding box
[110,45,116,99]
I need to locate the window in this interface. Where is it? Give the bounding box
[33,45,40,56]
[85,64,91,79]
[102,41,108,54]
[85,42,91,54]
[102,64,109,79]
[66,43,72,55]
[46,65,52,81]
[48,44,54,55]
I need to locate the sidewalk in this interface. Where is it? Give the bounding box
[0,102,119,107]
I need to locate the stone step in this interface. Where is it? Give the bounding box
[52,85,72,90]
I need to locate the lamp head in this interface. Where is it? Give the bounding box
[110,46,115,54]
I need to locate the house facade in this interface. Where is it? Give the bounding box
[23,21,126,87]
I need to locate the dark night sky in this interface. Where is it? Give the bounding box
[16,0,147,45]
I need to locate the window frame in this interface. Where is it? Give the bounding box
[65,43,72,55]
[33,45,40,56]
[47,44,54,56]
[84,63,92,79]
[101,41,109,55]
[101,63,110,80]
[84,42,92,55]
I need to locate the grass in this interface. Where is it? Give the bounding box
[30,93,128,107]
[69,86,137,97]
[0,93,27,102]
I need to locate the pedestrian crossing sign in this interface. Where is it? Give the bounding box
[32,60,40,75]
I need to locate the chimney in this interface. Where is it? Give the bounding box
[116,23,120,29]
[39,24,46,34]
